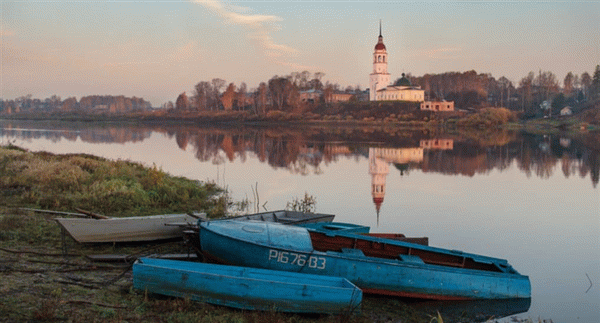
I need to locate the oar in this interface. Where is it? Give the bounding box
[19,208,88,218]
[74,208,110,220]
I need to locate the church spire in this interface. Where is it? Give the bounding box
[379,19,382,37]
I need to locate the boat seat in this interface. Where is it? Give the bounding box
[399,254,425,264]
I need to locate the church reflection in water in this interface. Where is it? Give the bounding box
[368,140,453,222]
[2,121,598,215]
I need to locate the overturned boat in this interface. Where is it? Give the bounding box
[198,220,531,300]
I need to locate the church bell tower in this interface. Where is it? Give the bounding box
[369,21,391,101]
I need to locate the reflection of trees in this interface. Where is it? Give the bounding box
[177,127,598,187]
[2,120,598,187]
[0,121,151,144]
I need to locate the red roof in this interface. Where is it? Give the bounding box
[375,43,386,50]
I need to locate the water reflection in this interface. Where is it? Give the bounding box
[2,120,597,321]
[410,298,531,322]
[2,120,598,191]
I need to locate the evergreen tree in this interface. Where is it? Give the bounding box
[592,65,600,100]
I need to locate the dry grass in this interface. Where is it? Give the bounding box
[0,145,225,217]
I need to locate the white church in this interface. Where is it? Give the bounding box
[369,23,424,102]
[369,23,453,112]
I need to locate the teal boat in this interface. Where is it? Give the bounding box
[133,257,362,314]
[198,220,531,300]
[296,222,371,233]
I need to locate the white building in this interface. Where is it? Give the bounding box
[369,23,391,101]
[369,23,425,103]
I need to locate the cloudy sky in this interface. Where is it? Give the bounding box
[2,0,599,106]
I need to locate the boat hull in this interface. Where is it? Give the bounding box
[133,258,362,314]
[55,214,197,243]
[199,221,531,300]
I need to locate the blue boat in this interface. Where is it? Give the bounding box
[132,257,362,314]
[296,222,371,234]
[198,220,531,300]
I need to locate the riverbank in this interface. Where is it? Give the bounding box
[0,146,433,323]
[2,103,599,133]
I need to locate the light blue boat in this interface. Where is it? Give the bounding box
[133,257,362,314]
[296,222,371,234]
[198,220,531,300]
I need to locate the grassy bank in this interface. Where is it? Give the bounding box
[0,144,227,217]
[1,146,436,323]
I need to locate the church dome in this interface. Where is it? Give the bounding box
[394,73,411,87]
[375,42,386,50]
[374,35,386,50]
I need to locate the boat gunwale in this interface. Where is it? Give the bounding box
[200,222,529,279]
[135,258,359,290]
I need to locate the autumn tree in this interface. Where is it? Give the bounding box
[323,82,335,105]
[61,97,78,111]
[221,83,237,111]
[175,92,189,111]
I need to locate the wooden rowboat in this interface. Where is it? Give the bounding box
[55,214,198,243]
[224,210,335,224]
[133,257,362,314]
[55,210,333,244]
[198,220,531,300]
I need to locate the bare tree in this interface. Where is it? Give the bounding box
[269,76,288,110]
[563,72,575,96]
[193,82,211,111]
[256,82,269,115]
[519,72,535,114]
[236,82,247,110]
[581,72,592,101]
[211,78,226,110]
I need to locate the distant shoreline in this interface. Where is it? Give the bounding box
[1,108,598,133]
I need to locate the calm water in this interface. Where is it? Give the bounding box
[1,119,598,322]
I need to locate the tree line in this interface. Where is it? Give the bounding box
[171,71,359,116]
[171,66,599,118]
[2,66,599,119]
[0,95,152,115]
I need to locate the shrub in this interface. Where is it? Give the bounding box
[458,107,516,128]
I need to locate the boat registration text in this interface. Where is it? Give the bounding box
[268,249,326,269]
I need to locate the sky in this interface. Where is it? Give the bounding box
[2,0,599,107]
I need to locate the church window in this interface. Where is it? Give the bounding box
[378,55,382,62]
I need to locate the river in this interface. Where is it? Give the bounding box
[1,119,598,322]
